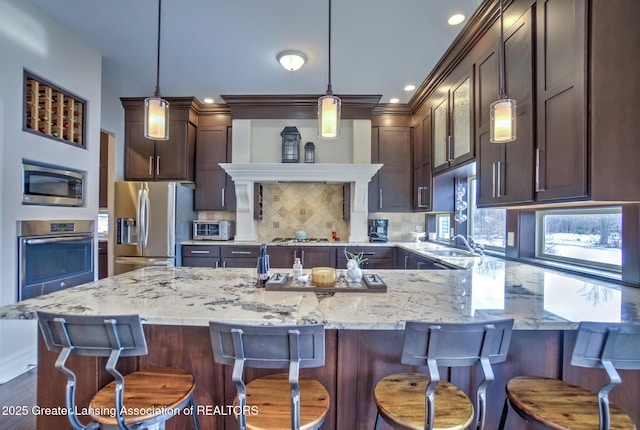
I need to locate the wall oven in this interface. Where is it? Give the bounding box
[18,220,94,301]
[22,161,85,207]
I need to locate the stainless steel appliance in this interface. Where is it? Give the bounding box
[192,220,234,241]
[22,161,84,207]
[18,220,95,301]
[369,219,389,242]
[114,181,194,275]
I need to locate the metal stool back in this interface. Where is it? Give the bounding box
[37,311,199,430]
[209,322,325,430]
[398,319,514,430]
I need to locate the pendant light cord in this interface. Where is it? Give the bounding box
[498,0,506,99]
[326,0,333,95]
[154,0,162,98]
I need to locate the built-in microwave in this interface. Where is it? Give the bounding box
[193,220,234,241]
[22,161,84,207]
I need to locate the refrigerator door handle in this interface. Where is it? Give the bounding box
[142,185,150,250]
[136,186,144,254]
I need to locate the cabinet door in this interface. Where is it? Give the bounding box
[535,0,587,201]
[155,120,195,180]
[124,121,155,180]
[414,111,432,211]
[432,97,449,172]
[299,247,336,269]
[450,70,474,165]
[375,127,412,212]
[195,126,229,210]
[268,247,296,269]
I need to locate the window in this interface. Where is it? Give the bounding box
[468,177,506,250]
[536,207,622,271]
[436,214,451,241]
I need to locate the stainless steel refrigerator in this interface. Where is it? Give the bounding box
[114,181,194,275]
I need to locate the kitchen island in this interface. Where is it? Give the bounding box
[2,260,640,429]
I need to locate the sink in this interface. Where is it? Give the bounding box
[425,249,479,257]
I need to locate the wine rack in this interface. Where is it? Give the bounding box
[24,72,86,148]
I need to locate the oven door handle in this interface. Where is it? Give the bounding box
[24,234,94,245]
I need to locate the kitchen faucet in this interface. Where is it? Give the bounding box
[452,234,485,255]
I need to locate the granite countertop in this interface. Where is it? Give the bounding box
[1,253,639,330]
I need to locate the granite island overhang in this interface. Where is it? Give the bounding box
[2,265,639,429]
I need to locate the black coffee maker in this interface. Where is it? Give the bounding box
[369,219,389,242]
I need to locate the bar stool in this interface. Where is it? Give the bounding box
[37,311,200,430]
[498,321,640,430]
[208,322,329,430]
[373,319,514,430]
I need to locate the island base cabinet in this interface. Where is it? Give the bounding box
[36,327,639,429]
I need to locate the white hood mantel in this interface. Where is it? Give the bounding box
[220,163,383,242]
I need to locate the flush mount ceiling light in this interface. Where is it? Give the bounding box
[448,13,466,26]
[389,98,400,104]
[490,0,516,143]
[144,0,169,140]
[404,84,416,92]
[277,50,307,71]
[318,0,341,140]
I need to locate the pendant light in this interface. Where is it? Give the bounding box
[318,0,341,139]
[144,0,169,140]
[490,0,516,143]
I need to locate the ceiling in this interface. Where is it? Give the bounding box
[32,0,484,106]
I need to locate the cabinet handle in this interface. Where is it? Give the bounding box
[417,187,423,208]
[190,250,210,254]
[231,251,251,255]
[149,156,153,176]
[535,148,545,192]
[222,261,227,268]
[447,136,453,162]
[221,188,225,207]
[417,261,426,270]
[492,162,497,198]
[496,160,502,198]
[379,189,383,209]
[404,255,409,269]
[417,186,429,208]
[156,156,160,175]
[301,250,305,266]
[215,261,219,268]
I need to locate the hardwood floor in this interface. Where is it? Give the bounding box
[0,368,37,430]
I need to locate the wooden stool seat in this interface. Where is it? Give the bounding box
[236,373,330,430]
[374,373,473,430]
[90,367,196,426]
[504,376,636,430]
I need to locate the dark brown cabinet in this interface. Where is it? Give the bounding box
[269,246,337,270]
[413,111,432,211]
[98,241,108,279]
[476,7,534,207]
[220,245,260,268]
[432,66,475,174]
[182,245,220,268]
[194,119,235,211]
[369,126,412,212]
[336,246,395,270]
[121,97,198,182]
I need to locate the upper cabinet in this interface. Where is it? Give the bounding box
[476,7,534,207]
[369,126,413,212]
[432,66,475,174]
[122,97,198,182]
[413,110,432,211]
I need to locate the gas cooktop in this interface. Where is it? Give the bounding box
[271,238,330,244]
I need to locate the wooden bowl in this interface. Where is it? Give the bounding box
[311,267,336,288]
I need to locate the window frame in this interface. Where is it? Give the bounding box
[535,206,622,273]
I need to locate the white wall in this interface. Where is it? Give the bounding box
[0,0,102,381]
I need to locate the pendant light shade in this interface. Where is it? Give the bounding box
[490,0,516,143]
[144,0,169,140]
[318,0,341,139]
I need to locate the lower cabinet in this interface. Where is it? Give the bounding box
[98,241,108,279]
[269,246,337,269]
[220,245,260,268]
[182,245,220,268]
[396,249,455,270]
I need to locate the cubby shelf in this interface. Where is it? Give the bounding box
[24,72,85,148]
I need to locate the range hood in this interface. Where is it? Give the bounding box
[220,163,383,242]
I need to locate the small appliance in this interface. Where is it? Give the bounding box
[369,219,389,243]
[22,161,84,207]
[192,220,234,241]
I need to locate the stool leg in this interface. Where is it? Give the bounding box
[374,410,383,430]
[497,397,509,430]
[189,394,200,430]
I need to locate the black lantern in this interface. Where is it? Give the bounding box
[304,142,316,163]
[281,126,301,163]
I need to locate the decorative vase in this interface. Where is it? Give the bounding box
[346,259,363,283]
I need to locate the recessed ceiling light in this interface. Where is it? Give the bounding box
[404,84,416,92]
[277,50,307,71]
[203,98,215,104]
[389,98,400,104]
[448,13,465,26]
